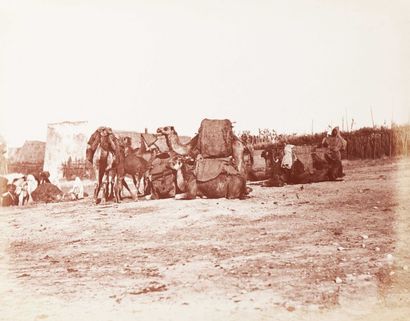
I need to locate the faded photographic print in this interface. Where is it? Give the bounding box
[0,1,409,320]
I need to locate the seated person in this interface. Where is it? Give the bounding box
[2,184,19,207]
[68,177,84,200]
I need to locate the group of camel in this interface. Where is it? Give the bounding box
[260,145,341,187]
[86,125,251,203]
[86,123,341,204]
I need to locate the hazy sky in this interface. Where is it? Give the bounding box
[1,0,409,147]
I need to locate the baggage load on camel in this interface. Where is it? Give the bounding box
[149,152,176,198]
[198,119,234,158]
[282,145,327,174]
[194,158,239,182]
[149,152,173,177]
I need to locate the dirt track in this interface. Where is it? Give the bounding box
[1,158,410,321]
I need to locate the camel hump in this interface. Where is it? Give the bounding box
[198,119,234,158]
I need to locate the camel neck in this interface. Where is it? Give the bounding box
[175,168,186,192]
[166,133,190,155]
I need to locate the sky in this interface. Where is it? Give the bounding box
[0,0,409,147]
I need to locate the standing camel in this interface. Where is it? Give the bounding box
[86,127,123,203]
[86,128,139,203]
[118,136,159,197]
[86,129,158,203]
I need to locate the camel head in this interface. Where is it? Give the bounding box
[85,145,94,164]
[118,136,132,147]
[261,146,283,174]
[169,155,195,172]
[86,127,119,163]
[148,146,159,159]
[156,126,177,136]
[118,136,132,154]
[169,156,184,171]
[86,130,101,163]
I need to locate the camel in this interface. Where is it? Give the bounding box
[156,126,198,155]
[156,125,247,178]
[147,152,179,200]
[121,135,160,194]
[118,136,159,197]
[169,155,251,200]
[260,144,339,187]
[86,129,159,203]
[86,127,122,203]
[86,129,135,203]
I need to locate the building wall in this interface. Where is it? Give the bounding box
[5,140,45,175]
[43,121,192,181]
[43,121,91,181]
[8,141,46,163]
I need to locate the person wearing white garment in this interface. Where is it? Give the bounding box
[69,177,84,200]
[281,144,296,169]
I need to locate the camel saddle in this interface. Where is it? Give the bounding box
[149,153,174,181]
[141,133,158,147]
[194,158,239,182]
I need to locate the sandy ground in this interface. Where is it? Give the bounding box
[1,158,410,321]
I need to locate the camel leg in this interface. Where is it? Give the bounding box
[104,171,113,203]
[138,176,144,195]
[144,173,151,196]
[103,174,110,201]
[93,182,100,202]
[122,178,137,200]
[101,182,107,204]
[138,175,146,196]
[134,175,141,200]
[122,178,131,193]
[107,173,115,200]
[131,174,141,199]
[110,181,115,199]
[135,175,142,195]
[175,192,189,200]
[94,153,109,204]
[185,180,197,200]
[132,175,138,190]
[114,175,124,203]
[94,169,104,204]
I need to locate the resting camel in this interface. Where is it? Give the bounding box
[169,155,251,200]
[156,125,247,178]
[260,144,338,187]
[148,152,179,199]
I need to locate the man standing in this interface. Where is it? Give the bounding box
[322,127,347,180]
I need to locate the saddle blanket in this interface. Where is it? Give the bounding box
[194,158,239,182]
